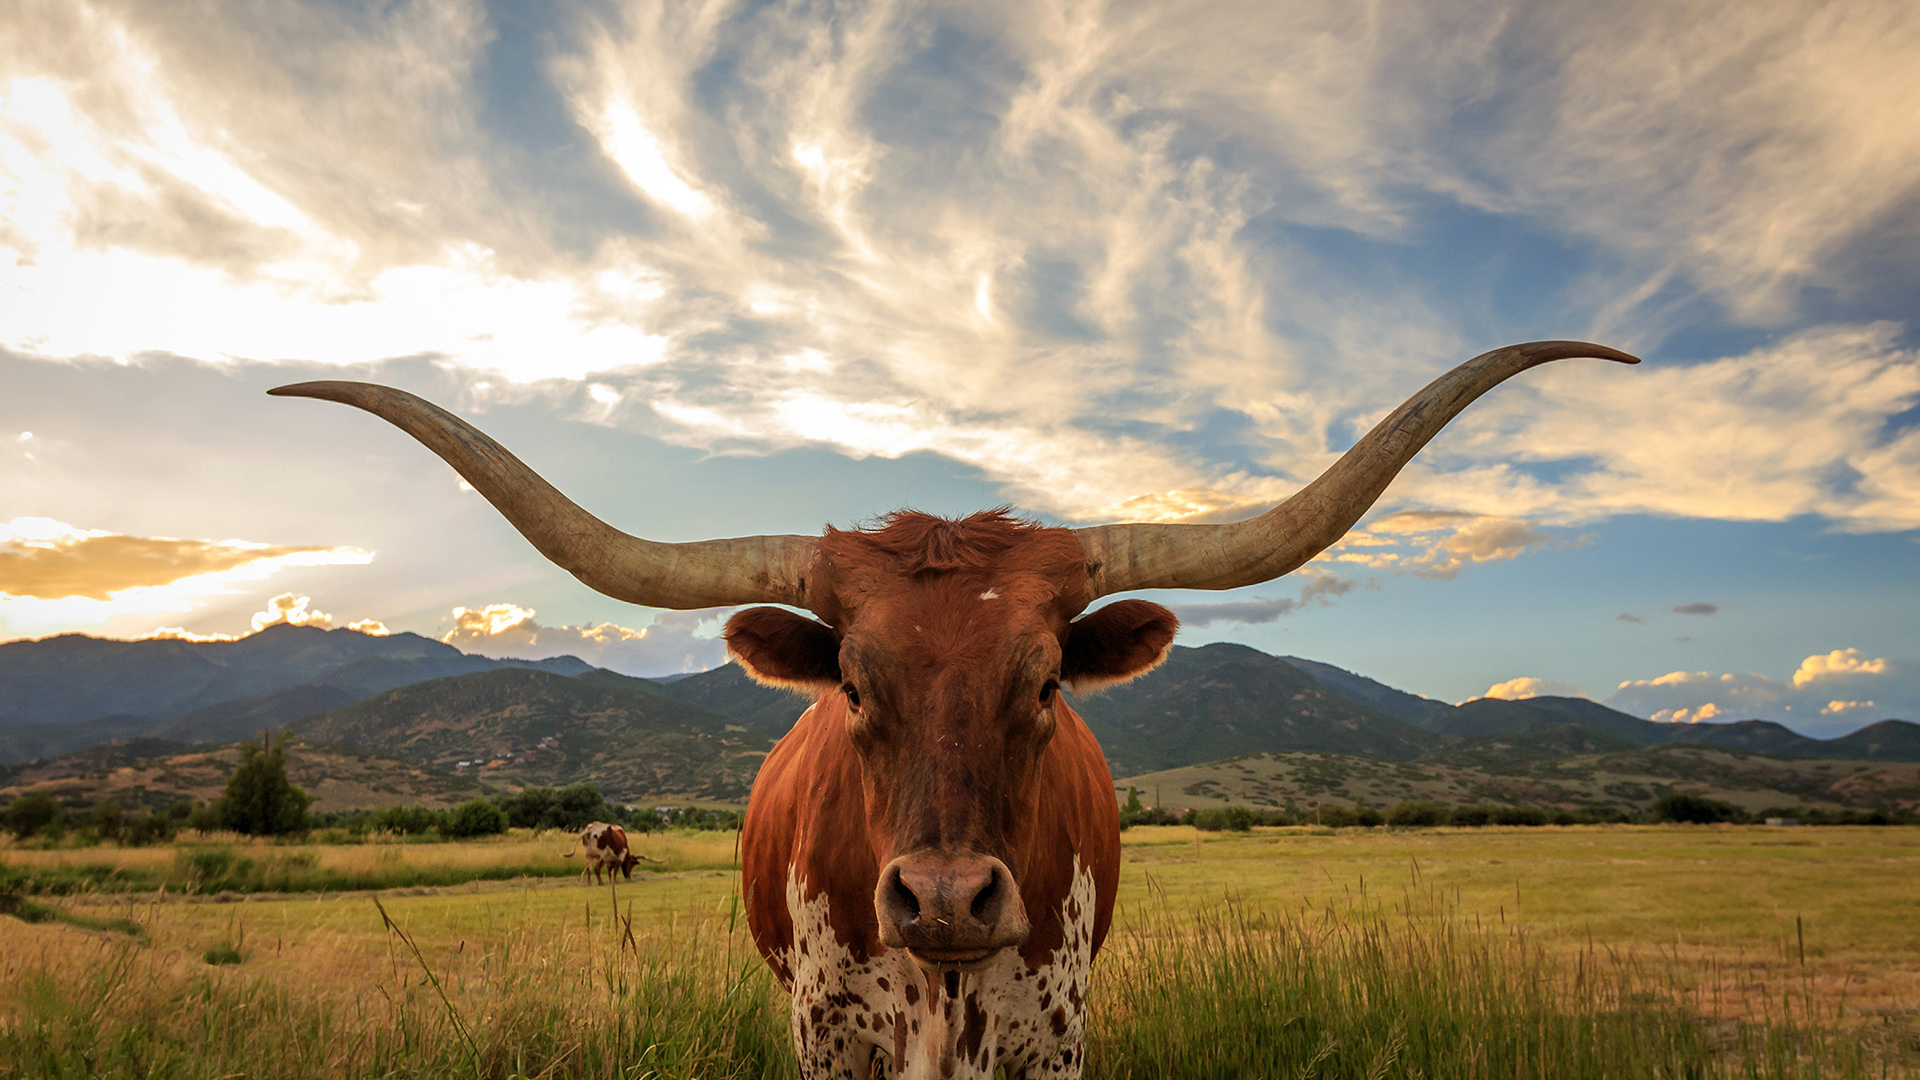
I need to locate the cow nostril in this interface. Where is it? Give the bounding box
[970,870,998,920]
[891,874,920,919]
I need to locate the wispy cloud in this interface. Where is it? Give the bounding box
[1169,572,1355,628]
[0,517,369,638]
[1,0,1914,541]
[1318,511,1556,580]
[1672,602,1719,616]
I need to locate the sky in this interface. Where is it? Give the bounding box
[2,0,1915,737]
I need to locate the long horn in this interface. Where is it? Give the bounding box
[1076,341,1639,596]
[268,382,818,610]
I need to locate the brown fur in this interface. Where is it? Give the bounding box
[733,511,1176,1076]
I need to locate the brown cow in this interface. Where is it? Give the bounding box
[569,821,640,884]
[271,341,1637,1078]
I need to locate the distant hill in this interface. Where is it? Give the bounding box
[643,663,812,737]
[1829,720,1920,761]
[1114,743,1920,816]
[0,736,493,814]
[292,668,774,803]
[7,624,1915,809]
[1068,643,1442,774]
[1280,656,1454,729]
[0,624,597,763]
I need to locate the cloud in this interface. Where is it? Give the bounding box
[1608,649,1911,735]
[1477,676,1590,702]
[0,0,1915,542]
[1169,573,1355,629]
[0,517,370,639]
[438,602,731,677]
[0,517,357,601]
[1616,613,1644,624]
[1430,325,1920,532]
[1792,648,1890,686]
[249,593,332,632]
[1672,602,1719,616]
[1320,511,1555,580]
[1653,703,1724,724]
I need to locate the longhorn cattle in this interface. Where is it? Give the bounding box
[271,340,1638,1078]
[569,821,641,884]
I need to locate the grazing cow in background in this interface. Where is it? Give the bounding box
[274,341,1638,1078]
[570,821,640,884]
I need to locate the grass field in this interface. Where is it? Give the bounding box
[0,827,737,895]
[2,824,1916,1077]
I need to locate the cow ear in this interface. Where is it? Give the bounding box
[1061,599,1178,692]
[725,606,842,690]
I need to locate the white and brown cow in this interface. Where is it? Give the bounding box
[570,821,640,885]
[274,341,1638,1078]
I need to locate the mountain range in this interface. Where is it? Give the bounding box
[2,626,1914,811]
[0,623,593,763]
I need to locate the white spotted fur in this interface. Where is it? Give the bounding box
[779,858,1099,1079]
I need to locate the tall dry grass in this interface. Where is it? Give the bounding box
[3,872,1913,1078]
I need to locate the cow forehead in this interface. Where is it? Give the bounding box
[840,573,1066,679]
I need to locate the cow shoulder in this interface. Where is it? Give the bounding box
[1060,599,1178,691]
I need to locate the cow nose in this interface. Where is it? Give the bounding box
[875,852,1029,965]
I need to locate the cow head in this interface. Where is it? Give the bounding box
[268,340,1637,967]
[724,512,1177,967]
[621,852,641,879]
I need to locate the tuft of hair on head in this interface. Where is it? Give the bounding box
[826,508,1054,576]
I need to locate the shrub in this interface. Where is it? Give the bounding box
[5,792,62,839]
[1316,805,1355,828]
[1449,805,1492,827]
[1353,801,1384,828]
[1653,792,1743,824]
[360,805,447,836]
[121,811,179,847]
[1187,806,1257,832]
[1490,806,1548,826]
[203,944,243,966]
[499,784,619,830]
[89,799,126,840]
[1387,801,1448,828]
[444,799,508,838]
[186,801,223,833]
[1118,787,1184,829]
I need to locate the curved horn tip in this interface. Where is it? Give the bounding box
[1516,340,1643,366]
[269,380,353,398]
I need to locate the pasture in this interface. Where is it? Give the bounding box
[2,824,1916,1078]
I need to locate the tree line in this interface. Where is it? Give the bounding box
[3,735,745,844]
[1118,787,1917,831]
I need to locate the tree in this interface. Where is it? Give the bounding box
[445,799,508,838]
[5,792,61,838]
[219,733,311,836]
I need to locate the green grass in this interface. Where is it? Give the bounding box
[0,827,738,897]
[1,826,1914,1078]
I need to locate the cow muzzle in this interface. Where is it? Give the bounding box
[875,851,1029,971]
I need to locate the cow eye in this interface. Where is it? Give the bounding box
[842,682,862,710]
[1038,678,1059,705]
